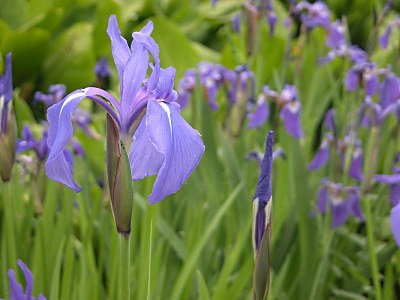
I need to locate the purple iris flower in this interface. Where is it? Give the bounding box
[45,16,205,204]
[34,84,66,108]
[1,260,46,300]
[326,20,346,48]
[293,1,331,30]
[0,53,13,135]
[279,85,303,139]
[319,45,367,65]
[17,125,49,162]
[253,131,273,252]
[308,133,333,171]
[345,63,379,96]
[316,180,364,228]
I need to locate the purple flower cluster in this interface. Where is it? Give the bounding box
[288,1,331,30]
[248,85,303,139]
[177,63,254,110]
[316,180,364,228]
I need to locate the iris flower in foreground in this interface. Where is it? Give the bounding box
[45,15,205,205]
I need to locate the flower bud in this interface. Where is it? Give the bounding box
[106,114,133,235]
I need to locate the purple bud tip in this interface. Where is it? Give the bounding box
[253,131,274,206]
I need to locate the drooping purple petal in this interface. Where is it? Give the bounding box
[345,68,359,91]
[331,200,348,228]
[253,131,274,205]
[248,97,269,129]
[308,139,330,171]
[140,100,205,204]
[374,174,400,185]
[346,187,364,221]
[280,101,303,139]
[324,108,335,131]
[379,73,400,109]
[364,73,379,96]
[106,15,131,82]
[130,116,164,180]
[390,203,400,247]
[46,90,88,192]
[349,147,364,181]
[389,182,400,206]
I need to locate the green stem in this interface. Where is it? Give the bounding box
[365,197,382,300]
[120,233,130,300]
[4,182,16,272]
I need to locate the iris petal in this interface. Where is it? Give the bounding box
[46,91,87,192]
[390,203,400,247]
[248,100,269,129]
[129,116,164,180]
[145,100,205,204]
[106,15,130,81]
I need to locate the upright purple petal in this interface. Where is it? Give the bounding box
[18,260,33,299]
[120,41,148,125]
[132,23,161,92]
[324,108,336,131]
[326,20,345,48]
[349,147,364,181]
[106,15,130,81]
[8,269,24,300]
[390,203,400,247]
[379,24,393,49]
[141,100,205,204]
[233,14,241,34]
[280,101,303,139]
[155,67,178,102]
[94,57,111,80]
[253,131,274,205]
[308,139,330,171]
[317,184,329,213]
[0,53,13,103]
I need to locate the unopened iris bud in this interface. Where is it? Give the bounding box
[0,53,16,182]
[252,131,273,300]
[106,114,133,235]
